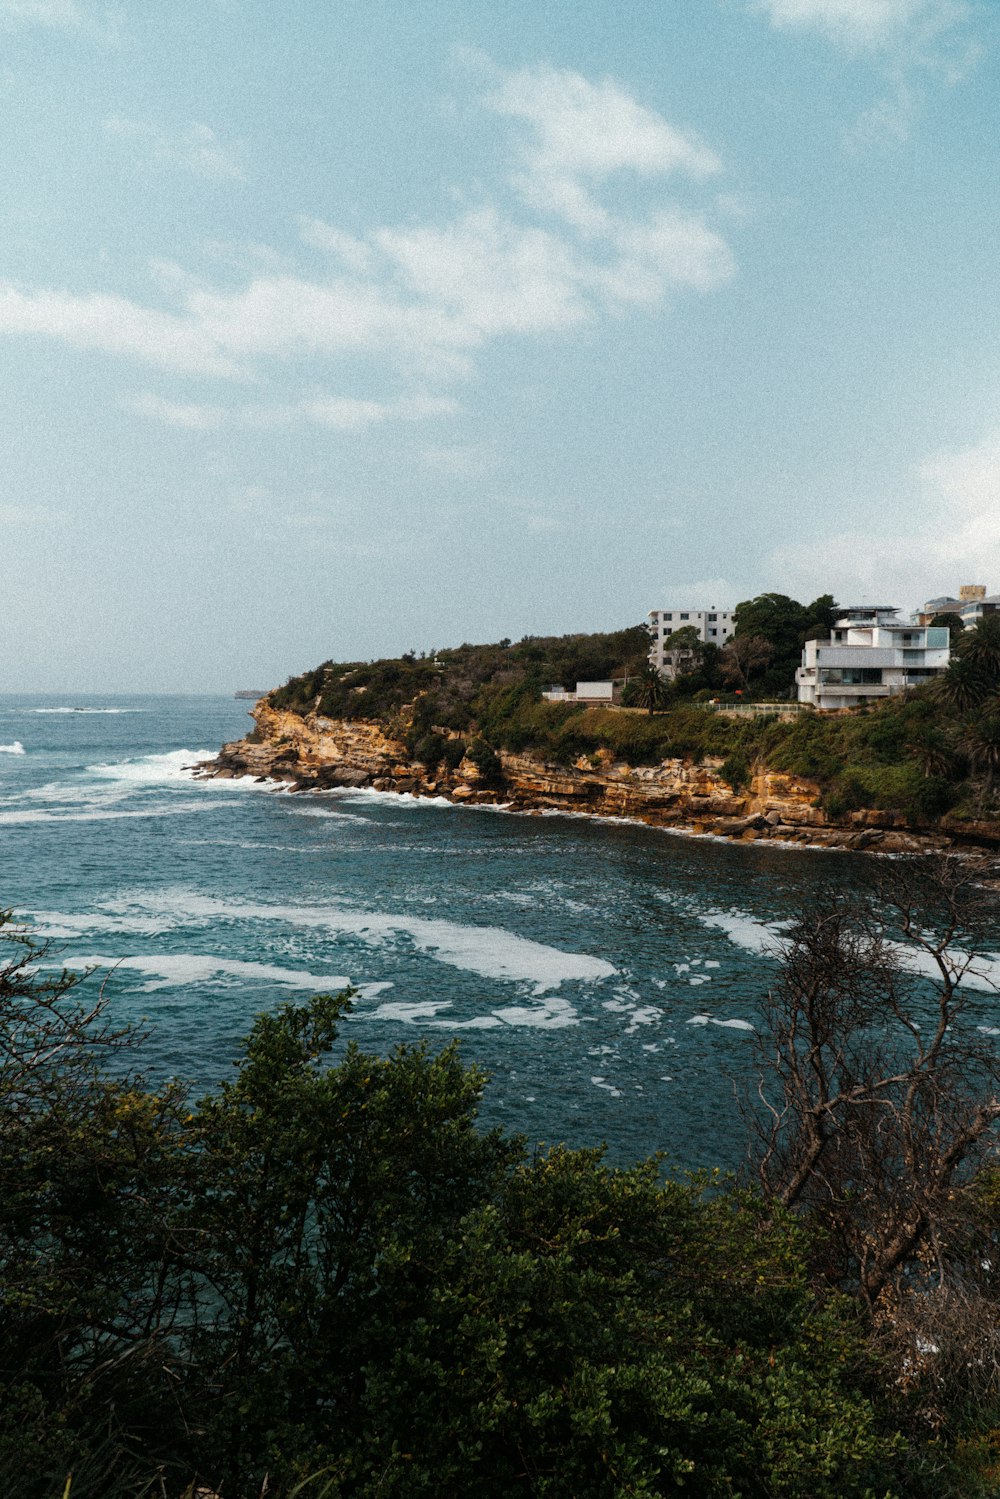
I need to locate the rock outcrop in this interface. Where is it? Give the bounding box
[198,701,979,854]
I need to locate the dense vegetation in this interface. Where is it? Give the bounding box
[267,612,1000,830]
[5,859,1000,1496]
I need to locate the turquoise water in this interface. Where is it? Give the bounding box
[0,693,890,1168]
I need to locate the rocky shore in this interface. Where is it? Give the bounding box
[197,701,1000,856]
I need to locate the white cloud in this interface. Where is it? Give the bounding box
[376,208,591,336]
[765,425,1000,608]
[104,116,246,181]
[298,218,373,273]
[127,390,460,433]
[0,0,87,28]
[300,392,460,429]
[486,60,721,181]
[125,394,226,429]
[0,56,733,424]
[0,284,243,377]
[0,0,121,42]
[755,0,959,47]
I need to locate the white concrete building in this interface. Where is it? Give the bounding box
[647,607,734,676]
[541,681,616,704]
[796,607,950,710]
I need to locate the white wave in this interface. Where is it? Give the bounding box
[0,799,233,825]
[591,1076,623,1098]
[686,1013,755,1031]
[699,910,784,955]
[370,1000,455,1024]
[487,994,578,1028]
[106,888,616,993]
[25,909,176,938]
[0,741,25,755]
[88,749,217,784]
[61,953,352,994]
[700,908,1000,996]
[21,706,145,715]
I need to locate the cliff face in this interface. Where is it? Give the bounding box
[203,702,959,853]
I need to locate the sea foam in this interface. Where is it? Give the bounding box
[105,889,617,994]
[61,953,353,994]
[0,741,25,755]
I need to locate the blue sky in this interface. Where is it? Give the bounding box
[3,0,999,691]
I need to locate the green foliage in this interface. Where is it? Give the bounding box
[720,751,751,791]
[732,592,839,696]
[467,736,504,785]
[269,628,651,728]
[6,914,1000,1494]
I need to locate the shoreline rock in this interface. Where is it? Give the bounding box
[195,701,998,858]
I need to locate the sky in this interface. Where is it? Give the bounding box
[3,0,1000,692]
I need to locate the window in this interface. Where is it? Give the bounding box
[708,613,717,621]
[709,628,717,636]
[679,612,689,620]
[663,627,672,636]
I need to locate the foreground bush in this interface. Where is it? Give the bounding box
[1,908,998,1496]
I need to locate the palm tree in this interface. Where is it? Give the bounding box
[932,655,989,713]
[904,726,955,780]
[959,613,1000,685]
[630,666,671,716]
[957,714,1000,784]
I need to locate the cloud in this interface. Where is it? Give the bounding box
[765,425,1000,607]
[104,116,247,181]
[0,0,119,41]
[0,56,733,423]
[755,0,963,48]
[485,59,721,183]
[127,390,460,432]
[0,0,86,28]
[754,0,980,146]
[0,284,243,376]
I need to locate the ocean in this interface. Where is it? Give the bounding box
[0,691,966,1170]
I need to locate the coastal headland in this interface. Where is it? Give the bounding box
[202,698,981,854]
[201,621,1000,855]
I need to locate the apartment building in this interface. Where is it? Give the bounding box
[796,606,950,710]
[647,607,735,676]
[916,584,1000,628]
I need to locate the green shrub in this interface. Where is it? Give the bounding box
[467,737,504,785]
[720,752,751,791]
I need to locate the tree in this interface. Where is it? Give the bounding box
[627,664,671,714]
[0,915,188,1495]
[932,654,990,713]
[930,611,965,643]
[958,613,1000,685]
[731,594,839,695]
[720,633,773,693]
[746,856,1000,1309]
[904,723,956,780]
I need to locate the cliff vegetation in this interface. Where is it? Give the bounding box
[253,614,1000,841]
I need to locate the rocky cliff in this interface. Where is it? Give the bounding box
[201,701,975,853]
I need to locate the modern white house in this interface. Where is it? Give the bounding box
[647,607,735,676]
[541,681,616,705]
[796,607,950,710]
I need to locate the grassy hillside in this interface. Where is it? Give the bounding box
[267,621,1000,828]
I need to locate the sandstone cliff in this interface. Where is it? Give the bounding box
[201,702,972,853]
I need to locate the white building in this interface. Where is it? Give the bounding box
[796,606,950,710]
[541,681,616,704]
[647,607,735,676]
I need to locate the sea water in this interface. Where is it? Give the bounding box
[4,692,992,1170]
